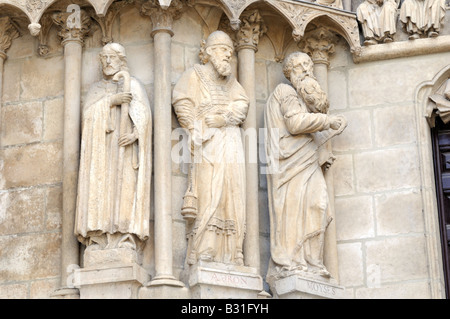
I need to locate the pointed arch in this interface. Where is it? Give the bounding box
[265,0,361,55]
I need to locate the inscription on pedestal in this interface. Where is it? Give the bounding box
[273,275,345,299]
[305,280,339,298]
[210,272,249,288]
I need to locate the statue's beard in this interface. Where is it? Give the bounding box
[293,75,329,114]
[210,56,232,77]
[103,66,120,77]
[291,75,305,93]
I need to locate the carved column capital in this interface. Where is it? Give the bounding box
[52,7,92,46]
[141,0,185,37]
[235,10,267,52]
[299,27,337,66]
[0,17,20,59]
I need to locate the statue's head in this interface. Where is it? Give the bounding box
[200,31,234,77]
[99,43,129,78]
[283,51,314,88]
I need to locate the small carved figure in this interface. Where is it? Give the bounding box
[75,43,152,251]
[428,78,450,126]
[400,0,445,39]
[172,31,249,266]
[423,0,446,37]
[264,52,346,283]
[357,0,398,45]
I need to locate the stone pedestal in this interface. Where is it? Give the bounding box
[188,261,264,299]
[270,274,345,299]
[74,248,150,299]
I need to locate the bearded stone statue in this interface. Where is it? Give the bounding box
[172,31,250,266]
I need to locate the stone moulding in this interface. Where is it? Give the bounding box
[353,35,450,63]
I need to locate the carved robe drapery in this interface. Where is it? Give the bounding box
[424,0,446,32]
[400,0,425,33]
[264,83,332,279]
[173,64,249,265]
[357,0,397,42]
[75,77,152,246]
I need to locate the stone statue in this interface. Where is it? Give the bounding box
[423,0,446,37]
[75,43,152,252]
[172,31,249,266]
[400,0,445,39]
[428,78,450,126]
[264,52,346,283]
[357,0,398,45]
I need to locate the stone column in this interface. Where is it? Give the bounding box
[139,0,187,298]
[50,8,91,299]
[301,27,339,282]
[235,10,266,273]
[0,17,19,111]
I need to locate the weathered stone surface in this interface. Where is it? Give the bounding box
[374,190,424,236]
[0,233,61,282]
[126,43,154,85]
[0,283,28,299]
[365,236,429,283]
[20,56,64,100]
[2,60,21,103]
[0,188,46,235]
[335,195,374,241]
[43,98,64,141]
[172,9,203,46]
[373,104,416,147]
[337,243,364,287]
[255,60,268,101]
[354,147,420,193]
[0,142,63,189]
[332,154,354,196]
[348,55,449,108]
[7,32,34,59]
[45,186,63,231]
[328,70,347,110]
[1,101,43,146]
[171,42,185,83]
[332,109,372,152]
[81,49,103,94]
[30,278,59,299]
[355,281,431,299]
[119,5,153,44]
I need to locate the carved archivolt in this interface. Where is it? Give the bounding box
[0,0,363,58]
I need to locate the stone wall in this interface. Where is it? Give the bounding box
[0,30,64,298]
[0,2,448,298]
[329,40,450,298]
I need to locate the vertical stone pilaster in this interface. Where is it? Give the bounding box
[299,26,340,283]
[139,0,188,297]
[0,17,19,110]
[50,7,92,299]
[235,10,266,280]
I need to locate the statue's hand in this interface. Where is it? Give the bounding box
[205,114,226,128]
[329,116,343,130]
[322,155,336,171]
[118,131,138,147]
[110,92,132,106]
